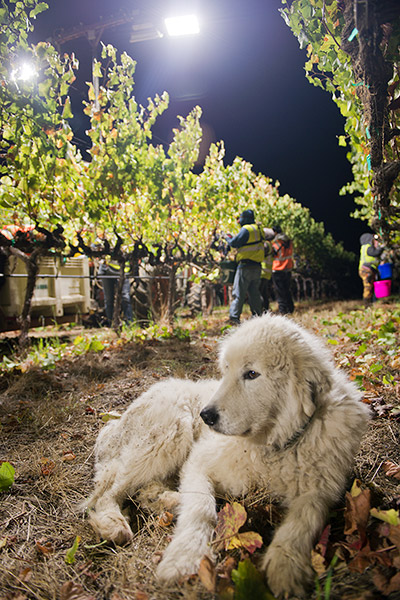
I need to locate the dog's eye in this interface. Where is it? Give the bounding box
[243,370,260,380]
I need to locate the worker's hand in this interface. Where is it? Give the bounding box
[225,233,233,241]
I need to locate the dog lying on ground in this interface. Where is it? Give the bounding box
[84,313,370,598]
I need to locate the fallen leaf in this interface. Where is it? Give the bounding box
[134,592,149,600]
[60,581,96,600]
[65,535,81,564]
[227,530,263,554]
[40,458,56,477]
[372,568,400,594]
[348,543,392,573]
[99,411,121,423]
[62,451,76,462]
[231,559,275,600]
[344,483,371,541]
[0,461,15,491]
[311,549,327,575]
[316,524,331,557]
[198,556,216,592]
[157,511,173,527]
[214,502,263,553]
[214,502,247,550]
[370,508,400,526]
[383,460,400,480]
[36,540,54,555]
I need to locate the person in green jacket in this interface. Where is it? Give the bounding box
[359,233,383,305]
[225,209,265,324]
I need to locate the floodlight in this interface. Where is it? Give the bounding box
[11,62,37,82]
[164,14,200,37]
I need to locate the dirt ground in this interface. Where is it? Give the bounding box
[0,301,399,600]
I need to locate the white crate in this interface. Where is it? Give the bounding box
[56,256,91,315]
[0,255,90,319]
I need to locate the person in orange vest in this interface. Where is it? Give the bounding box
[271,224,294,314]
[225,209,265,324]
[259,228,275,312]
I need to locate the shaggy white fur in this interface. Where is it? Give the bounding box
[84,313,370,598]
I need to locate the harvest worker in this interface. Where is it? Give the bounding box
[359,233,384,305]
[271,224,295,314]
[98,259,133,326]
[225,209,265,325]
[259,228,275,312]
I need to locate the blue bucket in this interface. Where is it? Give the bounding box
[378,263,392,279]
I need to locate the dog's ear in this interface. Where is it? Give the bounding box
[290,364,332,418]
[305,364,333,413]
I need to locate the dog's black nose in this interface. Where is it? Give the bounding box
[200,406,219,426]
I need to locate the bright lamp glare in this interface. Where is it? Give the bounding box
[11,62,37,82]
[164,14,200,37]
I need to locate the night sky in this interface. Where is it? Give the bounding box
[30,0,369,254]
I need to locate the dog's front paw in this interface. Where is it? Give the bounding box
[156,537,211,583]
[89,510,133,545]
[260,544,312,598]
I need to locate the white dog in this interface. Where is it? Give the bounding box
[85,313,370,598]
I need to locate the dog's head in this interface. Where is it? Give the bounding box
[200,314,334,448]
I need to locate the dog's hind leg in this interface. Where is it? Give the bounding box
[87,415,198,544]
[86,461,135,545]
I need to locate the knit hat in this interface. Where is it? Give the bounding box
[238,209,255,225]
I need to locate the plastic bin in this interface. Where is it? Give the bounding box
[0,255,58,318]
[56,256,91,315]
[0,255,90,319]
[374,279,391,299]
[378,263,392,279]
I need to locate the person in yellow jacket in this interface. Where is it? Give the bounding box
[225,209,264,324]
[358,233,383,305]
[271,224,295,315]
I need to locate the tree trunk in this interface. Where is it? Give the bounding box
[111,260,125,332]
[165,264,177,324]
[14,247,41,349]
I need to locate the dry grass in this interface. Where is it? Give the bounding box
[0,301,399,600]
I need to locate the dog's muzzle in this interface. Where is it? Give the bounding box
[200,406,219,427]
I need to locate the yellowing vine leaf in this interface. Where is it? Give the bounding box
[227,530,263,553]
[370,508,400,526]
[0,461,15,492]
[214,502,263,554]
